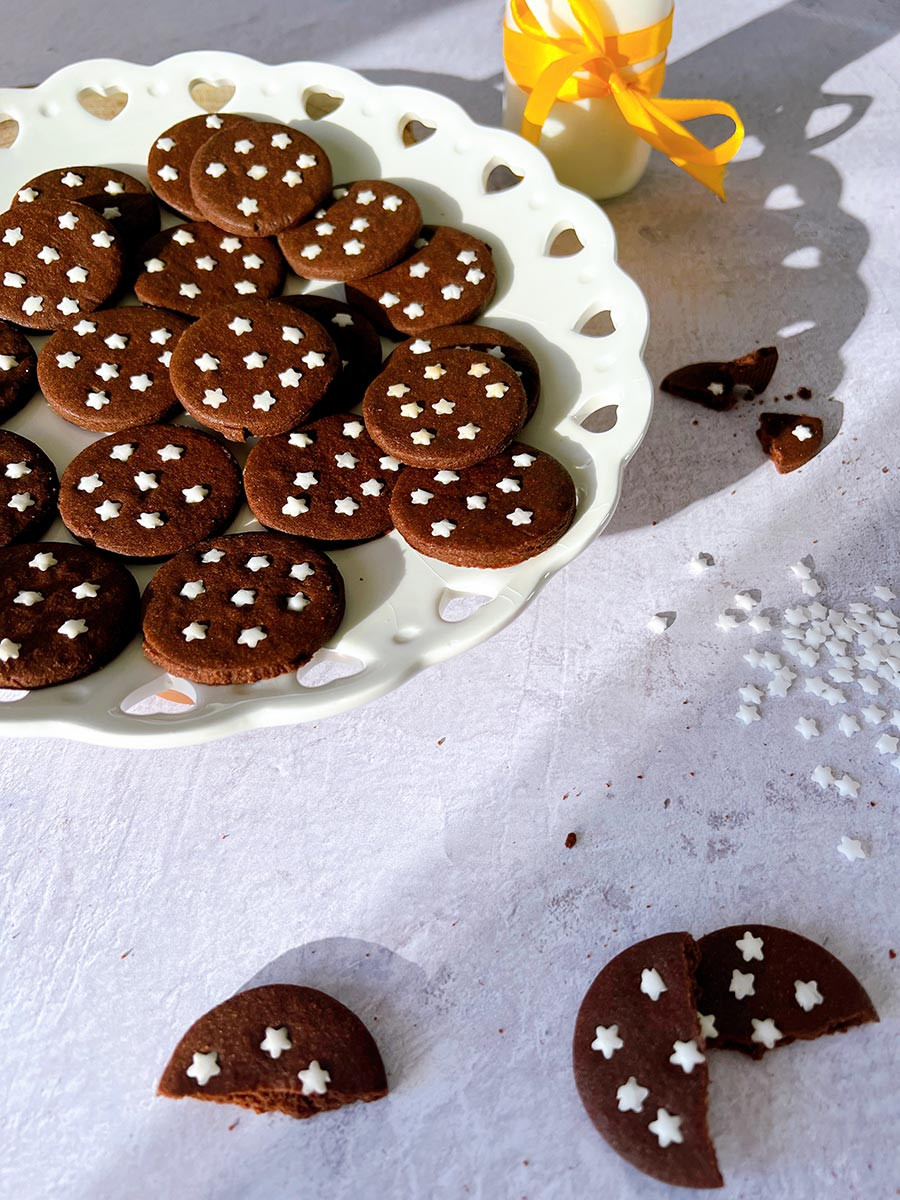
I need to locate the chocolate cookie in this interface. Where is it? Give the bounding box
[390,442,576,568]
[12,166,160,257]
[141,532,345,684]
[662,347,778,411]
[0,201,123,331]
[345,226,497,337]
[59,424,242,560]
[158,984,387,1118]
[0,541,140,689]
[280,294,384,415]
[169,299,339,441]
[278,181,422,281]
[695,925,878,1060]
[364,348,527,470]
[190,118,332,237]
[757,412,823,473]
[390,324,541,421]
[0,319,38,421]
[147,113,245,219]
[0,430,59,547]
[38,307,190,432]
[573,933,722,1190]
[244,413,397,544]
[134,220,286,319]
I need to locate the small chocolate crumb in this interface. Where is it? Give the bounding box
[437,737,445,746]
[797,386,812,399]
[565,831,577,849]
[890,949,896,959]
[785,392,794,400]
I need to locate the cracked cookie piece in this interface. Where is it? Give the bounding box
[58,424,242,560]
[661,346,778,410]
[158,984,387,1118]
[0,319,38,421]
[0,430,59,547]
[756,412,823,473]
[0,541,140,689]
[147,113,245,219]
[141,532,345,684]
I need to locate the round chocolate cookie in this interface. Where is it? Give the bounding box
[573,932,722,1190]
[345,226,497,338]
[363,347,526,469]
[0,541,140,689]
[280,294,383,415]
[244,413,397,544]
[0,430,59,547]
[169,299,339,442]
[278,181,422,282]
[141,532,345,685]
[58,424,242,560]
[134,220,286,319]
[0,201,124,331]
[390,324,541,421]
[38,307,190,432]
[190,118,332,237]
[12,166,160,256]
[147,112,245,219]
[390,442,576,568]
[158,984,387,1118]
[0,319,38,421]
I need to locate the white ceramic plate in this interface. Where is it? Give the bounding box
[0,52,651,746]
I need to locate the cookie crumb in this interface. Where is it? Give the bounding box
[565,831,577,849]
[797,386,812,399]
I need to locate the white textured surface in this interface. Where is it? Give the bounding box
[1,1,898,1198]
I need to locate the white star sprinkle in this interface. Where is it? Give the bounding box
[293,472,318,490]
[434,470,459,484]
[230,589,256,607]
[186,1050,219,1084]
[202,388,228,409]
[862,705,886,724]
[0,638,21,662]
[137,512,165,530]
[506,508,533,527]
[201,549,225,563]
[648,1109,683,1148]
[795,717,819,740]
[297,1060,331,1095]
[729,969,755,1000]
[183,485,208,504]
[4,461,31,479]
[14,591,43,606]
[669,1040,705,1074]
[837,836,866,861]
[794,980,824,1012]
[282,496,309,517]
[245,556,270,572]
[260,1026,292,1058]
[736,704,761,725]
[750,1017,783,1049]
[717,613,739,632]
[811,765,834,789]
[615,1076,648,1114]
[157,444,184,462]
[279,368,302,388]
[735,931,765,962]
[698,1012,718,1040]
[237,626,267,648]
[180,580,205,600]
[833,773,860,799]
[431,519,456,538]
[334,452,359,469]
[739,685,764,705]
[252,391,277,411]
[134,471,158,492]
[590,1024,623,1059]
[457,423,481,440]
[360,479,383,497]
[243,351,267,370]
[94,499,121,521]
[29,552,57,570]
[57,618,88,639]
[7,492,35,512]
[334,496,359,516]
[194,352,220,373]
[640,967,667,1001]
[466,495,487,510]
[748,614,772,633]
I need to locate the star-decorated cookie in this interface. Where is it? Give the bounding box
[189,118,333,237]
[389,323,541,421]
[38,307,191,432]
[134,220,286,319]
[278,180,422,281]
[158,984,387,1118]
[168,298,339,441]
[0,201,124,331]
[363,348,527,470]
[390,442,575,567]
[0,319,38,421]
[11,166,160,258]
[661,347,778,411]
[345,226,497,337]
[695,925,878,1060]
[141,532,345,684]
[58,424,242,560]
[0,541,140,689]
[147,113,245,219]
[0,430,59,547]
[573,932,722,1190]
[757,412,823,473]
[279,294,384,416]
[244,412,397,544]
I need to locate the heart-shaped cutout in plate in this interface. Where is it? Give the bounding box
[400,116,436,147]
[0,115,19,149]
[77,86,128,120]
[303,87,344,120]
[189,77,236,113]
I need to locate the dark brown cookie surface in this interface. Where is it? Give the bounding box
[345,226,497,338]
[661,346,778,410]
[190,118,332,237]
[278,181,422,281]
[38,307,190,432]
[0,201,123,331]
[244,412,397,544]
[390,324,541,421]
[169,299,339,441]
[0,541,140,689]
[158,984,387,1118]
[141,532,345,684]
[0,430,59,547]
[390,442,575,568]
[134,220,286,318]
[280,294,384,415]
[364,347,526,469]
[12,166,160,257]
[757,412,823,473]
[59,424,242,560]
[0,320,38,421]
[147,113,245,219]
[573,933,722,1190]
[695,925,878,1060]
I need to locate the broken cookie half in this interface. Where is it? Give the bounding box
[158,984,387,1118]
[661,346,778,410]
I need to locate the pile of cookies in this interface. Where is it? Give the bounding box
[0,112,577,691]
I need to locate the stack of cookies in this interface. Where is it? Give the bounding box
[0,112,577,690]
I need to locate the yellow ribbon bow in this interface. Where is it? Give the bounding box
[504,0,744,199]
